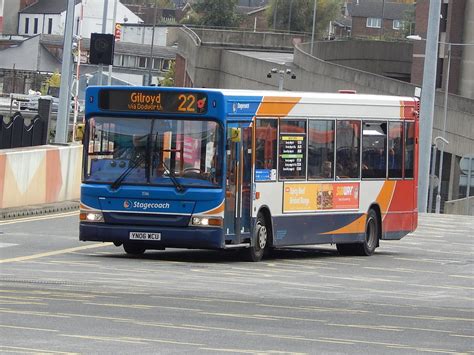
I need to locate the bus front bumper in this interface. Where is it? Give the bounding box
[80,223,225,249]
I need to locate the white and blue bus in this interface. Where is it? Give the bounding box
[79,87,419,261]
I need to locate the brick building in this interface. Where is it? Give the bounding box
[347,0,414,39]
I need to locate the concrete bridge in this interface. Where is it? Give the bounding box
[174,26,474,210]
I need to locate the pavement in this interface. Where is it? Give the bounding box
[0,200,80,220]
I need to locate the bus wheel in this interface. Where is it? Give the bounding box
[243,214,267,262]
[337,209,379,256]
[123,243,146,255]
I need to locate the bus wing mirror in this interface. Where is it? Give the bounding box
[229,127,241,142]
[75,123,85,141]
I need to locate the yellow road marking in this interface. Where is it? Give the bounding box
[0,211,79,225]
[200,347,306,354]
[0,345,76,354]
[0,243,112,264]
[450,334,474,338]
[379,313,474,322]
[84,302,201,312]
[0,308,71,318]
[59,334,146,344]
[0,324,58,332]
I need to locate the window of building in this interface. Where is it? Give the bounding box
[308,120,335,180]
[404,121,415,178]
[393,19,401,30]
[388,122,403,178]
[33,18,38,34]
[362,121,387,179]
[255,119,277,181]
[366,17,381,28]
[25,18,29,34]
[114,54,121,66]
[122,55,136,67]
[279,119,307,180]
[138,57,147,68]
[162,59,171,71]
[153,58,161,70]
[48,18,53,34]
[336,120,361,179]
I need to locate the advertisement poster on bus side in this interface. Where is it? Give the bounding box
[283,182,359,212]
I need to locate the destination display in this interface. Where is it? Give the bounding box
[279,134,306,179]
[98,89,208,114]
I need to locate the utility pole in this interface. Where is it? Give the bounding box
[98,0,109,86]
[418,0,442,212]
[148,0,158,86]
[55,0,75,144]
[108,0,118,86]
[310,0,317,55]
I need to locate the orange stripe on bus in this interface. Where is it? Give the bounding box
[322,214,366,235]
[257,96,301,116]
[376,180,397,218]
[202,201,225,215]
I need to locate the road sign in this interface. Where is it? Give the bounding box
[460,154,474,175]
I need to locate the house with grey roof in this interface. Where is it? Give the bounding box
[347,0,413,39]
[18,0,143,38]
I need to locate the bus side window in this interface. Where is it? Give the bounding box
[362,121,387,179]
[255,119,277,181]
[388,122,403,178]
[404,121,415,178]
[336,120,361,179]
[308,120,335,180]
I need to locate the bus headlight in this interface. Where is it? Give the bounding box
[80,210,104,223]
[190,216,223,227]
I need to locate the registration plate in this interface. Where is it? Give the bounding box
[129,232,161,241]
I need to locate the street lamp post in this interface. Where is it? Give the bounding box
[267,68,296,90]
[435,42,451,213]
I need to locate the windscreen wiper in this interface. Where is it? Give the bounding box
[161,160,185,193]
[110,154,147,190]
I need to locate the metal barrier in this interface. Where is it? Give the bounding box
[0,98,51,149]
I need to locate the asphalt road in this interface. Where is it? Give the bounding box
[0,212,472,354]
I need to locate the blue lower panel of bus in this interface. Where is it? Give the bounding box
[80,223,224,249]
[271,213,366,246]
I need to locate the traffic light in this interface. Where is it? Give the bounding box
[89,33,115,65]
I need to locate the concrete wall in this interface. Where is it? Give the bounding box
[312,40,413,80]
[189,27,310,50]
[460,0,474,98]
[0,144,82,209]
[444,196,474,216]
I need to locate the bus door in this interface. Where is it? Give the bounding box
[224,122,252,244]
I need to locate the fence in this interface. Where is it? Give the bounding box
[0,98,51,149]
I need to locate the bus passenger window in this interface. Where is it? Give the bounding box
[404,121,415,178]
[255,119,277,181]
[279,119,307,180]
[362,121,387,179]
[388,122,403,178]
[308,120,334,179]
[336,120,361,179]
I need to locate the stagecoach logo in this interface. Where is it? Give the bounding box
[232,102,250,113]
[123,199,171,211]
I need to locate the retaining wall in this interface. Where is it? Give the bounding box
[0,144,82,209]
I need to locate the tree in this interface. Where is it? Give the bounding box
[183,0,241,28]
[160,61,175,87]
[267,0,342,37]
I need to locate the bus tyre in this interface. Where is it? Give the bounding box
[123,243,146,255]
[337,209,379,256]
[244,214,267,262]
